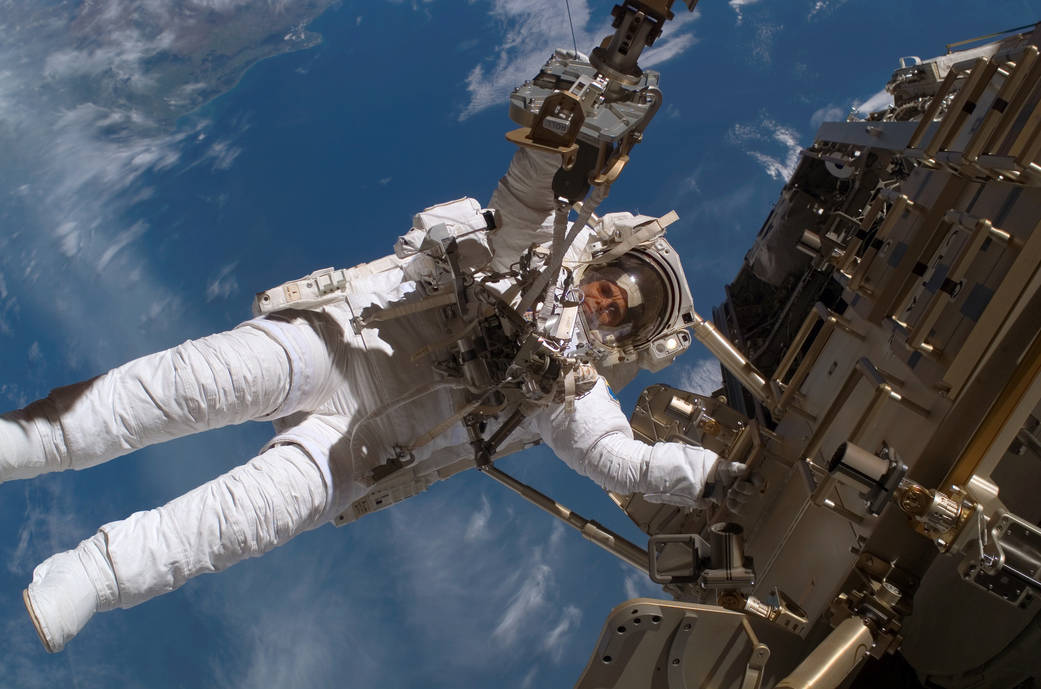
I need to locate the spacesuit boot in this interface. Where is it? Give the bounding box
[23,533,118,653]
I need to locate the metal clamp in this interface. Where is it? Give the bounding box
[505,90,585,169]
[960,509,1041,606]
[647,533,706,584]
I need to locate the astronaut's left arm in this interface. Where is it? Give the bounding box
[484,147,563,273]
[530,377,721,507]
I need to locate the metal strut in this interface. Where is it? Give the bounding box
[480,463,650,572]
[468,399,648,572]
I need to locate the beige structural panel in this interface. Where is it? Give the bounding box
[611,28,1041,689]
[574,598,770,689]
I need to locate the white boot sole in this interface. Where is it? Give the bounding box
[23,588,56,653]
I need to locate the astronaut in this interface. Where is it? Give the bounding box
[0,146,735,654]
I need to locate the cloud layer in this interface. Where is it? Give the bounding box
[0,1,334,373]
[728,116,803,181]
[679,358,725,397]
[460,0,699,120]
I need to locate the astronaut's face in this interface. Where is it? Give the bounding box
[580,279,628,327]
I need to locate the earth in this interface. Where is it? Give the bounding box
[0,2,1031,687]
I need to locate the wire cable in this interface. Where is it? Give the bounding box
[946,22,1038,54]
[564,0,578,54]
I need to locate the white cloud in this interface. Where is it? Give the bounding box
[0,608,131,689]
[728,0,759,24]
[684,174,701,194]
[188,0,254,10]
[642,11,700,68]
[752,22,781,65]
[748,150,792,180]
[460,0,601,120]
[96,220,148,272]
[494,562,552,644]
[7,480,91,577]
[542,604,582,662]
[623,568,662,600]
[48,106,186,202]
[140,294,186,329]
[810,104,848,128]
[491,521,580,654]
[728,116,803,181]
[464,494,492,541]
[22,253,39,283]
[460,1,698,120]
[547,518,566,551]
[623,572,643,599]
[219,600,361,688]
[0,1,332,370]
[808,0,849,20]
[55,221,82,259]
[206,261,240,302]
[196,543,390,689]
[43,29,176,91]
[374,487,583,676]
[678,357,723,397]
[205,139,243,171]
[166,82,209,109]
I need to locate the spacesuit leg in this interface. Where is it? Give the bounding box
[23,441,327,652]
[0,311,348,484]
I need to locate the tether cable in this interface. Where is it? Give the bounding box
[564,0,579,54]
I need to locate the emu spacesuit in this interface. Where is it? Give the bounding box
[0,148,724,653]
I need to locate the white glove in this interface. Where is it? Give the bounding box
[706,461,765,514]
[714,460,747,485]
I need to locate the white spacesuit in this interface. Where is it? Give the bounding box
[0,148,727,653]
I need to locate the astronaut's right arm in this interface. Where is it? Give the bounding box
[530,378,722,507]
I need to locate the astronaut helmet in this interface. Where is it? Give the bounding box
[576,235,695,374]
[579,252,667,347]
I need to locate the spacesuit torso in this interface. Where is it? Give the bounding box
[248,191,604,525]
[231,146,720,527]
